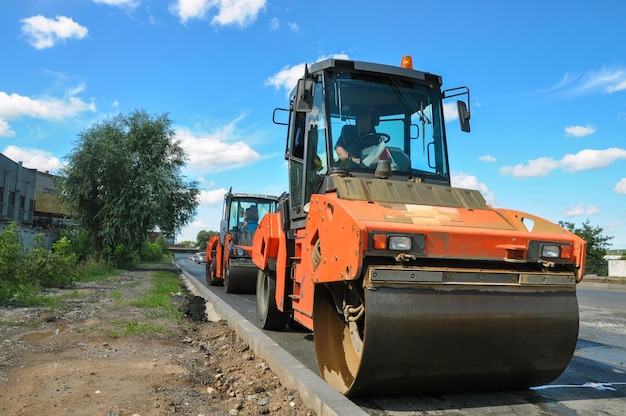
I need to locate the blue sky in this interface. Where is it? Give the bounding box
[2,0,626,248]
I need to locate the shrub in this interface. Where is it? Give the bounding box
[140,241,163,262]
[155,235,167,254]
[0,224,32,303]
[0,223,129,305]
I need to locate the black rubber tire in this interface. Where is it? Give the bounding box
[256,269,289,330]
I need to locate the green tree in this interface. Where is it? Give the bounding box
[559,219,613,276]
[59,109,199,258]
[196,230,218,250]
[178,240,196,248]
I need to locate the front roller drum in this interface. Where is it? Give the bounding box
[313,283,579,397]
[224,260,257,294]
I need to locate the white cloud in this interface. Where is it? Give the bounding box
[615,178,626,195]
[0,89,96,137]
[265,54,350,96]
[94,0,138,7]
[560,148,626,172]
[500,148,626,178]
[564,123,596,137]
[288,22,300,33]
[536,73,573,94]
[265,62,307,96]
[212,0,266,27]
[171,0,211,23]
[451,173,495,205]
[564,203,600,217]
[269,17,279,31]
[500,157,560,178]
[176,120,261,173]
[198,188,229,206]
[541,67,626,97]
[171,0,266,26]
[606,80,626,94]
[21,15,88,49]
[2,145,65,172]
[578,67,626,94]
[442,102,458,122]
[0,90,95,120]
[0,119,13,137]
[479,155,496,162]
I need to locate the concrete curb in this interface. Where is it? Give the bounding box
[174,263,368,416]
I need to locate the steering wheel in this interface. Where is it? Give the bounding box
[361,132,391,143]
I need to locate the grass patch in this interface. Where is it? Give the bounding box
[0,320,40,328]
[76,259,118,283]
[130,270,184,320]
[15,294,63,309]
[108,290,123,301]
[106,320,169,338]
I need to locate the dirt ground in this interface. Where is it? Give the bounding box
[0,263,316,416]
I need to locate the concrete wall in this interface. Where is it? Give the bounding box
[0,222,60,250]
[608,260,626,278]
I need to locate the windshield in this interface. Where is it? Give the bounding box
[318,70,449,181]
[228,198,276,232]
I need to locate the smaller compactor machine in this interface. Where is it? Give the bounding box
[205,190,278,293]
[251,56,586,397]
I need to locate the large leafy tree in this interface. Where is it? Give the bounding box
[559,219,613,276]
[196,230,218,250]
[60,110,199,255]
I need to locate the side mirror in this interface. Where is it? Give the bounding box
[295,78,314,112]
[457,100,471,133]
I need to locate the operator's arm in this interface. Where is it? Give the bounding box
[335,130,362,164]
[335,145,349,160]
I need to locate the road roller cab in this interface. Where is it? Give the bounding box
[252,57,586,396]
[205,190,278,293]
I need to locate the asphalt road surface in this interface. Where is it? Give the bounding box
[177,258,626,415]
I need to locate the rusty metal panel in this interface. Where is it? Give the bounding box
[332,176,488,210]
[367,266,577,287]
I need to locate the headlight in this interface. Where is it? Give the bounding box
[231,247,246,256]
[370,233,424,252]
[541,244,561,258]
[389,236,412,250]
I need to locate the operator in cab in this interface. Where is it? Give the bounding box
[335,111,380,165]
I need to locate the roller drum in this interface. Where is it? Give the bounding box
[315,283,579,397]
[224,259,257,294]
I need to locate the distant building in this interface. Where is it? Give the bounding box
[148,231,175,244]
[33,170,72,230]
[0,153,35,226]
[0,153,71,249]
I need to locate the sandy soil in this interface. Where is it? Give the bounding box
[0,263,315,416]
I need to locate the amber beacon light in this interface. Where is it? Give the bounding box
[400,55,413,69]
